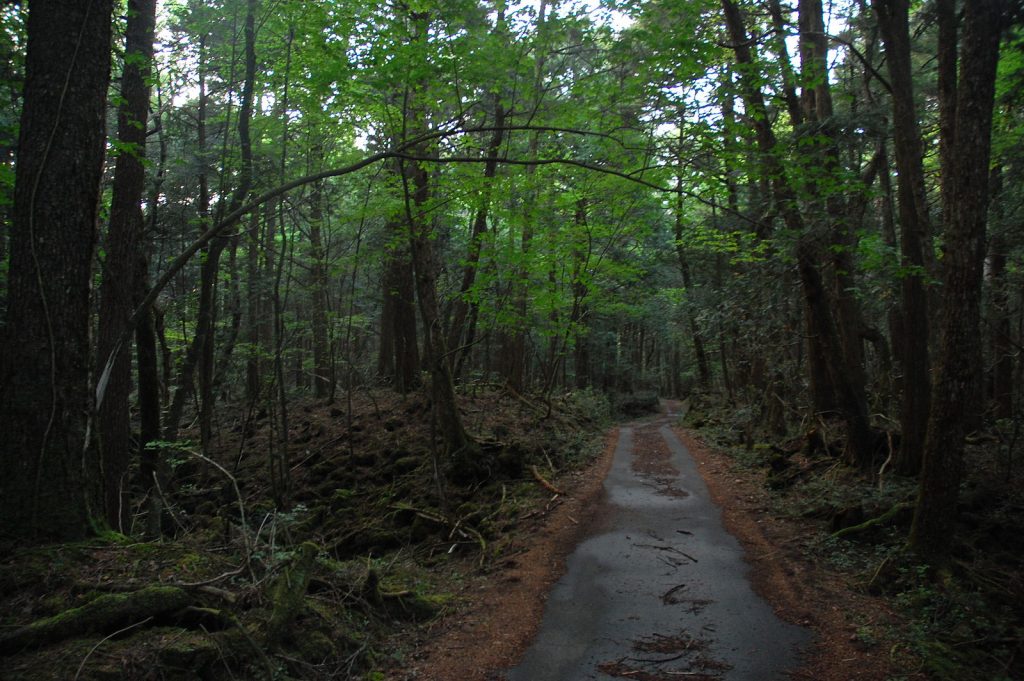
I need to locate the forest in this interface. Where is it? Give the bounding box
[0,0,1022,679]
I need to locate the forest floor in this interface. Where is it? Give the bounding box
[391,398,1023,681]
[393,403,917,681]
[0,390,1020,680]
[0,387,617,680]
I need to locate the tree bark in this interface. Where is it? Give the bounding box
[95,0,157,530]
[378,210,421,393]
[873,0,933,475]
[308,174,333,399]
[0,0,114,542]
[911,0,1006,562]
[723,0,875,467]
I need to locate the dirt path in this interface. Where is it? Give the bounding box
[505,406,808,680]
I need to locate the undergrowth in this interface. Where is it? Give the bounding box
[0,387,612,680]
[684,397,1024,681]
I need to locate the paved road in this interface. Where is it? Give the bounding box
[506,408,809,680]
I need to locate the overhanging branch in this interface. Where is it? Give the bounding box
[95,124,735,406]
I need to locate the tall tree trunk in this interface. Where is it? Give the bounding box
[501,0,550,392]
[165,35,213,442]
[167,2,256,443]
[135,250,164,538]
[403,138,474,459]
[398,13,474,459]
[987,166,1013,419]
[95,0,157,530]
[766,0,804,126]
[269,22,294,508]
[873,0,933,475]
[911,0,1006,561]
[0,0,114,542]
[378,209,421,393]
[446,94,505,373]
[722,0,875,467]
[308,171,333,399]
[674,142,711,388]
[245,211,262,402]
[446,5,507,376]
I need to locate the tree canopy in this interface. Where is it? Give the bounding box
[1,0,1022,568]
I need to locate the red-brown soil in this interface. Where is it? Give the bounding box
[394,415,926,681]
[389,429,618,680]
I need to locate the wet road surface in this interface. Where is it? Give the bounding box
[506,408,809,680]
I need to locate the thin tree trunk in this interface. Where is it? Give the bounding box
[245,211,262,402]
[165,35,213,442]
[308,169,333,399]
[96,0,157,530]
[674,136,711,388]
[502,0,550,392]
[873,0,933,475]
[987,166,1012,419]
[270,22,294,508]
[446,93,505,373]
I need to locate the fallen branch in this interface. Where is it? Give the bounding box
[531,465,564,495]
[391,503,487,557]
[73,617,153,681]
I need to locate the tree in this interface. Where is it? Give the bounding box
[873,0,933,476]
[96,0,158,531]
[911,0,1010,561]
[0,0,115,542]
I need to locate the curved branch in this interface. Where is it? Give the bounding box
[94,124,729,406]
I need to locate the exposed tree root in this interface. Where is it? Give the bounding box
[831,502,913,539]
[0,585,190,655]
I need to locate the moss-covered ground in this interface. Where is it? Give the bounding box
[683,395,1024,681]
[0,387,621,680]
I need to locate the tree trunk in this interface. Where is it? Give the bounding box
[502,0,549,392]
[165,36,213,442]
[874,0,933,476]
[95,0,157,530]
[378,211,421,393]
[722,0,875,467]
[446,9,507,375]
[135,250,164,538]
[987,166,1012,419]
[403,144,473,458]
[674,211,711,388]
[270,20,293,508]
[245,212,262,402]
[911,0,1006,562]
[308,175,333,399]
[397,16,474,458]
[0,0,114,542]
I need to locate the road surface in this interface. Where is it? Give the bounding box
[506,406,809,680]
